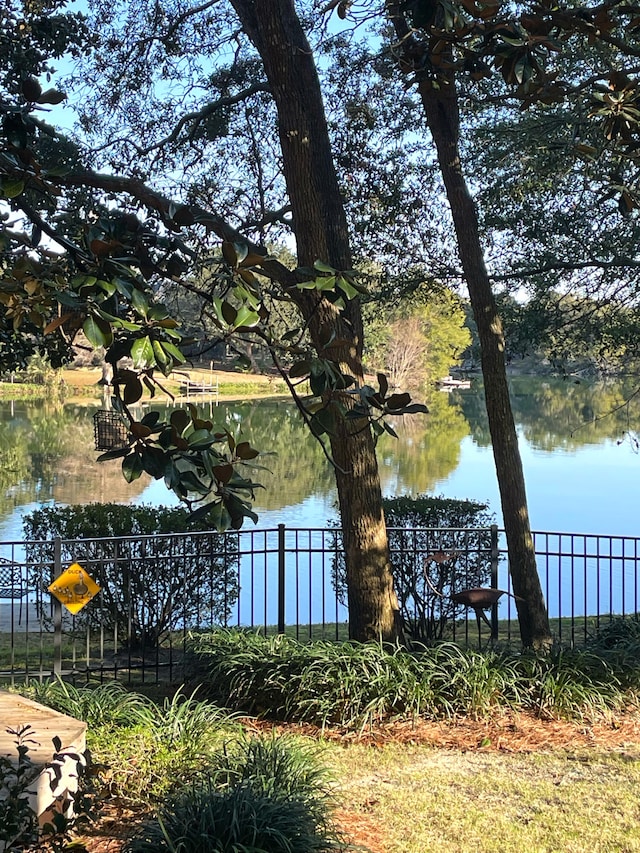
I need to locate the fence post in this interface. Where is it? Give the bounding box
[490,525,499,639]
[52,536,63,676]
[277,524,286,634]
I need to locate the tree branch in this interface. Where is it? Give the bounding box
[138,82,271,156]
[491,257,640,281]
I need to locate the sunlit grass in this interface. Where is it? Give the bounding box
[328,741,640,853]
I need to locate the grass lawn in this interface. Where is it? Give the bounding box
[80,715,640,853]
[327,738,640,853]
[58,366,287,402]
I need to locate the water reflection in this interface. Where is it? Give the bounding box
[0,377,638,538]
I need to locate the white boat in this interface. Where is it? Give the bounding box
[437,376,471,390]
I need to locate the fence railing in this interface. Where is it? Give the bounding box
[1,525,639,684]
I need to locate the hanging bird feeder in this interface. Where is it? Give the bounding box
[93,410,129,451]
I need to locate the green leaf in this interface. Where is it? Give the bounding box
[187,428,216,449]
[122,452,144,483]
[83,315,113,348]
[131,287,149,319]
[233,306,260,329]
[336,276,359,300]
[141,411,161,427]
[382,420,399,439]
[1,179,25,199]
[313,260,336,273]
[289,360,311,379]
[152,339,169,369]
[203,500,232,532]
[161,341,185,364]
[97,446,130,461]
[131,336,155,368]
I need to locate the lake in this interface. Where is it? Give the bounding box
[0,375,639,541]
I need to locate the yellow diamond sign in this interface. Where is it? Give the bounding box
[48,563,100,614]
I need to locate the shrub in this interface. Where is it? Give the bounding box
[333,494,496,641]
[20,678,154,728]
[124,734,344,853]
[190,630,634,726]
[124,784,344,853]
[23,503,239,648]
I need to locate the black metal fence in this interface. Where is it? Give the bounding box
[1,525,639,684]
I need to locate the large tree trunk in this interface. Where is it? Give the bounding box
[420,84,551,648]
[231,0,402,641]
[385,5,551,648]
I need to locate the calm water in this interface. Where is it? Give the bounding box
[1,376,639,541]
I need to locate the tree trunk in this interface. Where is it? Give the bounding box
[419,80,551,649]
[231,0,402,641]
[383,1,550,648]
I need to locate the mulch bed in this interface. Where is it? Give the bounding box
[242,710,640,753]
[75,711,640,853]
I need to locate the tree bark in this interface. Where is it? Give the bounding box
[384,4,551,648]
[230,0,402,641]
[424,83,551,648]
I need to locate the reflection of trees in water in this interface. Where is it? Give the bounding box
[376,392,470,495]
[0,401,149,523]
[1,379,633,529]
[212,400,335,511]
[460,377,640,451]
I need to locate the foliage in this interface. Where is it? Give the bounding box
[125,729,344,853]
[124,782,345,853]
[22,503,239,647]
[21,678,154,728]
[0,725,39,851]
[189,630,635,727]
[212,732,333,818]
[332,495,495,641]
[22,681,238,806]
[14,353,64,389]
[0,723,89,851]
[364,289,471,389]
[0,4,425,534]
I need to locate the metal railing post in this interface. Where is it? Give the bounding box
[490,525,499,639]
[53,537,63,676]
[277,524,286,634]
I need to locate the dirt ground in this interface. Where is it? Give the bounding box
[76,711,640,853]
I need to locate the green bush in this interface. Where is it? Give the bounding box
[124,784,344,853]
[125,734,344,853]
[20,678,154,728]
[23,503,239,647]
[333,494,496,641]
[189,630,635,726]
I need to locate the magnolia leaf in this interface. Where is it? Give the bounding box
[22,76,42,101]
[43,313,73,335]
[83,315,113,349]
[386,393,412,411]
[236,441,259,460]
[222,241,237,267]
[213,463,234,484]
[1,180,25,199]
[131,336,155,368]
[122,375,143,405]
[122,452,144,483]
[37,88,67,105]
